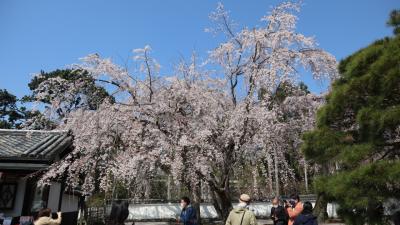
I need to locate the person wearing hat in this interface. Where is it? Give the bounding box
[225,194,257,225]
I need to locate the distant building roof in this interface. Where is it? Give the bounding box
[0,129,72,161]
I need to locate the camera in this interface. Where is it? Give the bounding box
[289,199,296,207]
[283,198,296,208]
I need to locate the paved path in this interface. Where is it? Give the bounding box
[128,221,344,225]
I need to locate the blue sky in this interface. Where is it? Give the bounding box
[1,0,399,98]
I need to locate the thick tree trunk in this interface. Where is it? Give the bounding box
[265,158,274,195]
[200,181,210,202]
[314,192,329,222]
[191,181,202,225]
[252,166,259,199]
[314,164,329,222]
[211,188,233,222]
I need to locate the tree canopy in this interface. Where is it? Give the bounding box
[387,9,400,35]
[34,2,337,221]
[302,27,400,224]
[0,89,26,129]
[24,69,113,117]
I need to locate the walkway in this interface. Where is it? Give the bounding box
[129,220,344,225]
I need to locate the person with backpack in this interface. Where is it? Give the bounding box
[225,194,257,225]
[293,202,318,225]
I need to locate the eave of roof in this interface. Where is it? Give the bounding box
[0,129,72,162]
[0,162,49,171]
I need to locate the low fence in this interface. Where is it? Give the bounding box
[83,207,106,225]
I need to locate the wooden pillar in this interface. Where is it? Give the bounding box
[58,182,65,211]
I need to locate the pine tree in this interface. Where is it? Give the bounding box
[302,14,400,225]
[0,89,25,128]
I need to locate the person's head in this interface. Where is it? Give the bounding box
[38,208,51,218]
[109,200,129,225]
[180,197,190,208]
[302,201,313,214]
[290,194,300,204]
[239,194,251,205]
[272,197,279,207]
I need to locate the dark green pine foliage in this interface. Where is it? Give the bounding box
[0,89,57,129]
[23,69,113,118]
[0,89,26,128]
[387,9,400,35]
[302,29,400,224]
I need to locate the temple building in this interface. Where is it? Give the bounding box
[0,129,79,224]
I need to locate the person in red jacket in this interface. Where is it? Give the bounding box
[285,194,303,225]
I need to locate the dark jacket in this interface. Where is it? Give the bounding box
[270,206,288,225]
[180,205,197,225]
[293,214,318,225]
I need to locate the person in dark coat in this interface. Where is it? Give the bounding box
[270,197,288,225]
[109,200,129,225]
[179,197,197,225]
[293,201,318,225]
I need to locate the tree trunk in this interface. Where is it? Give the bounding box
[314,192,329,222]
[304,161,309,193]
[201,181,210,202]
[191,182,202,225]
[266,158,274,195]
[211,189,233,222]
[273,148,280,196]
[167,175,171,201]
[252,166,259,199]
[314,164,329,222]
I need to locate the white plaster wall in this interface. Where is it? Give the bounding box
[327,202,339,218]
[124,202,339,221]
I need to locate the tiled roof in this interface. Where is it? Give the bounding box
[0,129,72,160]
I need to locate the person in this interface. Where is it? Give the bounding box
[393,211,400,225]
[293,201,317,225]
[270,197,288,225]
[225,194,257,225]
[179,197,197,225]
[109,200,129,225]
[33,208,61,225]
[285,194,303,225]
